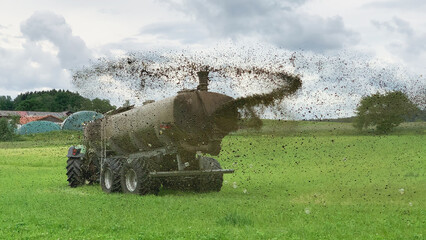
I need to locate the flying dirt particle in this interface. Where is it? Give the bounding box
[399,188,405,195]
[233,182,238,189]
[243,189,248,194]
[72,44,425,120]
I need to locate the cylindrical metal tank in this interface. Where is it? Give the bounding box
[100,90,238,155]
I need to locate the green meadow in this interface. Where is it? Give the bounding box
[0,122,425,239]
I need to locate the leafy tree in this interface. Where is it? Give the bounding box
[82,98,116,113]
[354,91,419,133]
[91,98,115,113]
[15,98,43,111]
[0,118,16,141]
[0,96,14,110]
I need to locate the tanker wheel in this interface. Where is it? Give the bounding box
[66,158,84,188]
[100,158,122,193]
[196,157,223,192]
[121,159,160,195]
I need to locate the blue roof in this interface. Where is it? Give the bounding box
[62,111,104,131]
[18,121,61,135]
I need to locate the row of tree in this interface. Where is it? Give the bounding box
[0,89,422,135]
[0,90,116,114]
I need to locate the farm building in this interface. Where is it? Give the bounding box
[0,110,72,125]
[20,115,63,124]
[0,110,72,119]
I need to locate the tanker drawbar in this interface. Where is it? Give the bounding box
[66,71,239,195]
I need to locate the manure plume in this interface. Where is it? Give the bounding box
[72,43,423,121]
[72,47,304,124]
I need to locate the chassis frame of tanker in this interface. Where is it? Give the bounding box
[66,72,239,195]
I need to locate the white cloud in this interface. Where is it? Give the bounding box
[364,0,426,10]
[140,0,359,51]
[0,11,91,95]
[371,17,426,74]
[20,11,92,68]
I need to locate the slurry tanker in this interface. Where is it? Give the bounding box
[66,71,240,195]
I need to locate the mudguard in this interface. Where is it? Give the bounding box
[67,145,87,158]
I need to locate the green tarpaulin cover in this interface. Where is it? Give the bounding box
[62,111,103,131]
[18,121,61,135]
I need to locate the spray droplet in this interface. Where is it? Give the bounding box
[304,208,311,214]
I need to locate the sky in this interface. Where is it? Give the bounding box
[0,0,425,119]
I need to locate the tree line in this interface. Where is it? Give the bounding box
[0,89,116,114]
[0,89,423,136]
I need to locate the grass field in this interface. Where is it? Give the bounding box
[0,122,425,239]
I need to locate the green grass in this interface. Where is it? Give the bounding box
[0,122,425,239]
[1,130,83,149]
[236,120,426,137]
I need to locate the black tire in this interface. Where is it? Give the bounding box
[66,158,85,188]
[121,159,160,195]
[100,158,122,193]
[196,157,223,192]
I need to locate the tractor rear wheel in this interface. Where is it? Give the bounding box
[66,158,85,187]
[101,158,122,193]
[121,159,160,195]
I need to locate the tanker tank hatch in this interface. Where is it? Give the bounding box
[197,71,209,91]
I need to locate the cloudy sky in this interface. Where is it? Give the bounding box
[0,0,425,119]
